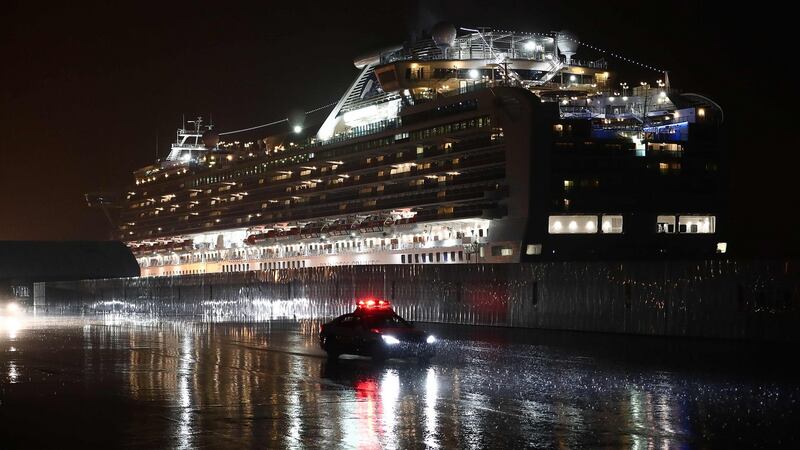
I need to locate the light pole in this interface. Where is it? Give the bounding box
[640,81,650,122]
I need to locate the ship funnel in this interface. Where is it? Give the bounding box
[431,22,457,58]
[202,130,219,148]
[556,30,578,64]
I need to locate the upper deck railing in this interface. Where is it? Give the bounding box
[383,31,607,71]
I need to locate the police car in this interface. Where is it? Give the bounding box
[319,299,437,361]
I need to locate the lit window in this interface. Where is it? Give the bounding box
[679,215,715,234]
[525,244,542,255]
[657,215,676,233]
[491,245,514,256]
[601,215,623,234]
[548,215,598,234]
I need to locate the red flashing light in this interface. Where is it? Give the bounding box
[356,298,391,310]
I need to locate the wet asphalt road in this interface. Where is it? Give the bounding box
[1,311,798,449]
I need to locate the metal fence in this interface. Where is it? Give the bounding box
[35,260,800,341]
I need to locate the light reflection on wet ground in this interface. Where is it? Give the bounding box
[1,312,798,448]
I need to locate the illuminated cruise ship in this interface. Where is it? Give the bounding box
[91,24,724,277]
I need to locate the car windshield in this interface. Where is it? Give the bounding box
[363,313,412,329]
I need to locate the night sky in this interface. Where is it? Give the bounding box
[0,1,794,255]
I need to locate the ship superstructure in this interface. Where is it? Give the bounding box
[97,24,724,277]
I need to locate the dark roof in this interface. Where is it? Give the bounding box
[0,241,139,282]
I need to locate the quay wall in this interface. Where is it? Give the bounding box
[34,260,800,341]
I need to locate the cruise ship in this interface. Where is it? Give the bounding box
[90,24,725,277]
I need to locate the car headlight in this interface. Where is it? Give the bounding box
[426,335,437,344]
[381,335,400,345]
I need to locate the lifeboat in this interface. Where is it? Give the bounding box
[358,218,384,233]
[246,232,270,246]
[300,224,323,238]
[327,221,350,236]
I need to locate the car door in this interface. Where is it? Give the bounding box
[333,314,361,351]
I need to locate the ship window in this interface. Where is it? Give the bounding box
[548,215,599,234]
[678,215,715,234]
[436,252,441,262]
[657,215,676,233]
[491,245,514,256]
[414,254,419,264]
[601,215,624,234]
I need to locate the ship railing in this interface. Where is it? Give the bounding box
[236,241,474,259]
[140,236,496,267]
[412,81,493,105]
[567,59,607,70]
[141,240,487,266]
[316,118,402,147]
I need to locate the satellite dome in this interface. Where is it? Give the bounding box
[431,22,457,48]
[202,130,219,148]
[556,30,579,55]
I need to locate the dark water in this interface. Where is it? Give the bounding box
[1,310,797,448]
